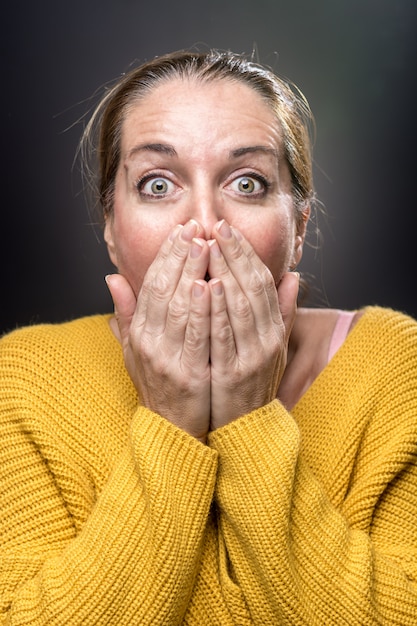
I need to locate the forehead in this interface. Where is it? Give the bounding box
[120,77,283,159]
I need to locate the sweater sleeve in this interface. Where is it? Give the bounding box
[208,311,417,625]
[0,360,218,625]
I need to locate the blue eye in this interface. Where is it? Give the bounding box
[138,176,175,197]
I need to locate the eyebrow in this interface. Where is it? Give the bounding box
[127,143,178,159]
[230,146,280,160]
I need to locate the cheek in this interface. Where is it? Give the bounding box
[240,219,294,282]
[110,169,180,294]
[112,218,171,295]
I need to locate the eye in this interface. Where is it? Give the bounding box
[228,174,268,196]
[238,177,258,193]
[137,175,176,197]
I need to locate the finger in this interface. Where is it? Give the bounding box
[105,273,137,347]
[163,237,210,344]
[231,225,281,322]
[209,278,236,372]
[276,271,300,340]
[138,223,182,307]
[209,220,253,292]
[137,219,203,333]
[181,279,211,370]
[209,224,274,339]
[208,239,258,347]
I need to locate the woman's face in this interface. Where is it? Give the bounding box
[105,77,308,295]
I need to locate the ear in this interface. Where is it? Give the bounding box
[104,217,118,268]
[291,204,310,268]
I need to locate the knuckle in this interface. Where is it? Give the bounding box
[151,273,171,301]
[228,240,245,262]
[171,239,189,261]
[176,365,207,394]
[184,327,201,351]
[233,293,252,319]
[167,298,188,324]
[247,270,265,297]
[184,317,205,347]
[185,310,208,341]
[216,322,234,346]
[139,280,153,300]
[130,329,152,361]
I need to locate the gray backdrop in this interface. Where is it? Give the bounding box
[3,0,417,333]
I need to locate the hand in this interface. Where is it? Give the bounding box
[106,220,212,443]
[207,220,299,430]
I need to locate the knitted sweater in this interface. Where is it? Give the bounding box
[1,306,417,625]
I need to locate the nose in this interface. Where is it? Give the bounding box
[188,183,223,240]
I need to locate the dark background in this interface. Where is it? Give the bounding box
[3,0,417,334]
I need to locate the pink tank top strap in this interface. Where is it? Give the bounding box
[328,310,357,362]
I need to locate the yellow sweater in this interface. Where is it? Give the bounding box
[1,306,417,625]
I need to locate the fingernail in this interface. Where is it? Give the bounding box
[208,239,222,258]
[210,279,223,296]
[217,219,232,239]
[181,219,199,242]
[190,238,204,258]
[104,274,115,287]
[193,280,205,298]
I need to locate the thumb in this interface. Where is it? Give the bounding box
[105,274,137,346]
[277,272,299,341]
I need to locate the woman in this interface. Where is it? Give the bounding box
[1,50,416,625]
